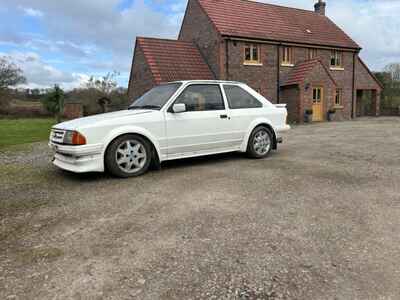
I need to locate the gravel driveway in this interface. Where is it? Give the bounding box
[1,117,400,299]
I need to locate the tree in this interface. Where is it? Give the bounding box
[70,71,121,115]
[376,63,400,111]
[41,85,64,122]
[85,71,119,95]
[0,56,26,110]
[384,63,400,82]
[0,57,26,89]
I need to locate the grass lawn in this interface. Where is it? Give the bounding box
[0,118,55,149]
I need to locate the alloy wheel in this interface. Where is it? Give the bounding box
[115,140,147,173]
[253,129,271,156]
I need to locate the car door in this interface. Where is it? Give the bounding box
[165,84,235,158]
[222,84,265,143]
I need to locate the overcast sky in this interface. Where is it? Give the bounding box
[0,0,399,90]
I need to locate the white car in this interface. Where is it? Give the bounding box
[49,80,290,177]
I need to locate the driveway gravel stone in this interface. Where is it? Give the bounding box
[1,117,400,299]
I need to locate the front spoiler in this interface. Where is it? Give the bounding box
[49,142,104,173]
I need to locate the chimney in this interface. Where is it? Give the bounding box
[314,0,326,15]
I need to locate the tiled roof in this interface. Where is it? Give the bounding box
[282,59,336,86]
[197,0,360,49]
[137,37,215,84]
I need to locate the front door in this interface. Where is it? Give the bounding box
[165,84,233,158]
[312,87,323,121]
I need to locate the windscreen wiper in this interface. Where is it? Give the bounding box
[128,105,161,110]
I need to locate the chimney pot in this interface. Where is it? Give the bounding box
[314,0,326,15]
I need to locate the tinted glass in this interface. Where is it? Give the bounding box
[224,85,262,109]
[252,46,258,61]
[245,46,251,61]
[175,85,225,111]
[130,83,181,110]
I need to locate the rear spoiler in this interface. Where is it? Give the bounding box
[275,104,287,108]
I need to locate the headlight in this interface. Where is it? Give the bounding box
[63,130,86,145]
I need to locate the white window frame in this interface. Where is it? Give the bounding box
[330,50,344,70]
[281,46,294,66]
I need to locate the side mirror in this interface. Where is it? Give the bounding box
[172,103,186,113]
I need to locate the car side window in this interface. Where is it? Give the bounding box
[174,84,225,112]
[224,85,263,109]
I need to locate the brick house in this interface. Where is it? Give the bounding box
[128,0,383,122]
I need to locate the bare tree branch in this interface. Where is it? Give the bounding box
[0,57,27,90]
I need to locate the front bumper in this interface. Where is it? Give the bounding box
[49,142,104,173]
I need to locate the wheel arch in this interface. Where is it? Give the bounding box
[241,120,278,152]
[102,127,162,169]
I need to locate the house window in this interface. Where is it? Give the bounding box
[313,87,322,103]
[331,50,342,68]
[244,44,260,64]
[335,88,342,106]
[282,46,293,65]
[308,48,318,60]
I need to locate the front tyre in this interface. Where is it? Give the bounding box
[247,126,273,158]
[105,134,152,178]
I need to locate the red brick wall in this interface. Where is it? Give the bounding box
[63,103,83,120]
[300,63,337,122]
[179,0,221,78]
[318,49,354,120]
[221,43,364,120]
[279,46,308,83]
[354,57,382,116]
[281,86,300,123]
[128,44,156,101]
[221,40,279,103]
[276,47,354,120]
[355,58,382,90]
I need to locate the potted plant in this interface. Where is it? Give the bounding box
[327,108,336,121]
[304,108,313,123]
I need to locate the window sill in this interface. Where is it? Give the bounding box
[330,67,344,71]
[243,62,263,66]
[333,105,344,109]
[281,63,294,67]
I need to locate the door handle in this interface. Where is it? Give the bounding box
[220,114,228,119]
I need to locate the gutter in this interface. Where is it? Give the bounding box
[352,51,357,118]
[277,43,281,104]
[221,35,361,53]
[225,39,229,80]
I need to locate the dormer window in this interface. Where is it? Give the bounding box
[244,44,261,65]
[330,50,343,68]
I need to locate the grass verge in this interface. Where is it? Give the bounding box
[0,118,55,149]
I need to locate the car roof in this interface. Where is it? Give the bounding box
[166,80,244,85]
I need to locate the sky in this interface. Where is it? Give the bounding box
[0,0,399,90]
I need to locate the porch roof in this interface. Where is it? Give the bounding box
[282,59,337,87]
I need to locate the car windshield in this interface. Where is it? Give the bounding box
[129,83,182,110]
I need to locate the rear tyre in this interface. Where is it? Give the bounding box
[105,134,152,178]
[247,126,273,158]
